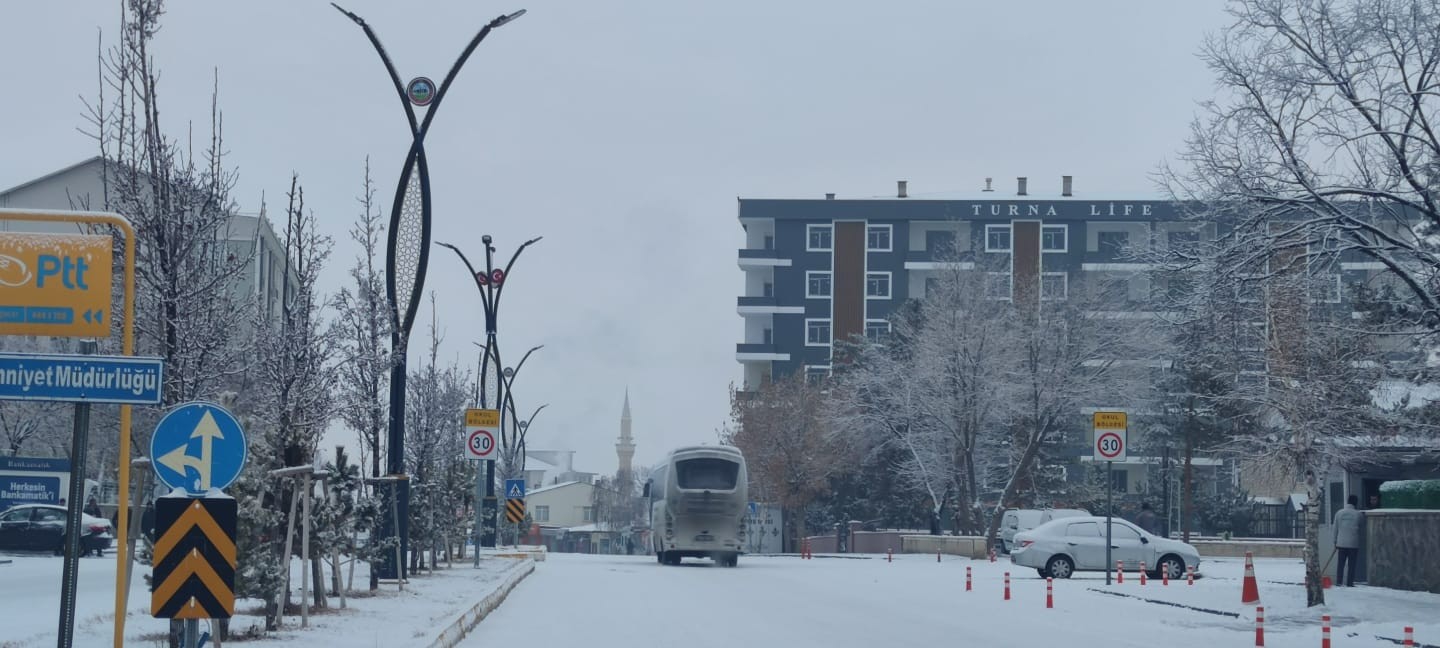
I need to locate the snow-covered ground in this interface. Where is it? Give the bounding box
[0,550,524,647]
[2,549,1435,647]
[463,552,1438,648]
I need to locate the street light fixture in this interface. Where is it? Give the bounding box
[332,3,526,581]
[438,239,541,554]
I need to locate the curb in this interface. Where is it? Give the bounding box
[427,558,536,648]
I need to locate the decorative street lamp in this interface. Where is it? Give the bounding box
[439,237,540,556]
[333,4,526,580]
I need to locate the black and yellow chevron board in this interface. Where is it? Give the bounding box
[504,498,525,524]
[151,496,237,619]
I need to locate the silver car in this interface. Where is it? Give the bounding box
[1009,515,1200,580]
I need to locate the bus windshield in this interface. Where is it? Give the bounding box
[675,458,739,490]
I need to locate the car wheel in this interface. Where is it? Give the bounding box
[999,540,1009,555]
[1036,568,1048,578]
[1046,555,1075,580]
[1157,554,1185,581]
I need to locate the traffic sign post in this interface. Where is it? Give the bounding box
[151,403,248,496]
[466,409,501,561]
[502,478,526,530]
[150,496,237,620]
[1093,411,1128,585]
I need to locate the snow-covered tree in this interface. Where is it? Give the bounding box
[332,158,391,480]
[1167,0,1440,330]
[403,297,472,570]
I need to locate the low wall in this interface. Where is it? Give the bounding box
[802,531,920,554]
[1366,509,1440,594]
[902,535,989,559]
[1191,540,1304,559]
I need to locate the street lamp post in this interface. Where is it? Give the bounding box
[333,4,526,581]
[439,237,540,557]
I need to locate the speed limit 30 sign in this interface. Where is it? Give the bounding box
[465,408,500,461]
[1092,411,1127,462]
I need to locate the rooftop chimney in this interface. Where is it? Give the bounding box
[897,180,908,199]
[1017,177,1028,196]
[983,178,994,192]
[825,193,835,200]
[1062,175,1073,197]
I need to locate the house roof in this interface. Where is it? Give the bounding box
[0,157,104,198]
[527,480,585,497]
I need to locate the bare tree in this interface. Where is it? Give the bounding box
[724,376,839,552]
[1168,0,1440,331]
[332,158,391,480]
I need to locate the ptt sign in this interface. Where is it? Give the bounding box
[0,234,112,337]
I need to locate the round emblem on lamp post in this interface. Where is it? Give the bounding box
[406,77,436,106]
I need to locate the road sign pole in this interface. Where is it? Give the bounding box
[56,339,97,648]
[1105,460,1113,586]
[183,619,198,648]
[473,462,485,566]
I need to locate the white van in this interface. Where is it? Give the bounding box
[999,508,1088,553]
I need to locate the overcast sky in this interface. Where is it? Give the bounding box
[0,0,1231,475]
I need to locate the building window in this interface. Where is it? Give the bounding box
[1237,276,1261,303]
[1041,225,1067,252]
[1309,274,1342,303]
[926,229,957,255]
[1111,469,1129,494]
[762,327,773,345]
[535,505,549,522]
[1041,272,1068,301]
[866,272,891,299]
[1167,230,1200,254]
[804,366,830,384]
[1097,231,1129,260]
[582,506,595,522]
[763,234,774,250]
[865,320,891,342]
[762,281,774,297]
[986,224,1011,252]
[867,224,892,251]
[984,272,1012,300]
[806,271,832,298]
[806,319,831,346]
[807,224,833,251]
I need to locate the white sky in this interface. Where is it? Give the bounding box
[0,1,1231,475]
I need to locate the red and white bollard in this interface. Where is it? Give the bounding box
[1255,606,1265,647]
[887,548,893,563]
[1404,626,1414,647]
[1116,560,1125,584]
[1321,615,1331,648]
[989,547,997,563]
[1187,565,1195,585]
[1163,565,1170,586]
[1046,577,1053,609]
[1139,561,1148,586]
[1004,572,1011,601]
[966,566,972,592]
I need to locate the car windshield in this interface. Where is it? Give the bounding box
[675,458,739,490]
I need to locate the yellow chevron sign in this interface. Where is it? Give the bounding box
[505,498,526,524]
[151,497,237,619]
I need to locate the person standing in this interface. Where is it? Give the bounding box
[1136,502,1161,536]
[1333,495,1364,587]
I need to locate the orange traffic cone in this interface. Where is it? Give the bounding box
[1241,551,1261,605]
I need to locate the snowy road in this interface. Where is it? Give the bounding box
[462,552,1438,648]
[0,550,142,647]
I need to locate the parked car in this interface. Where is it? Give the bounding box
[0,504,114,556]
[1009,515,1200,580]
[999,508,1088,554]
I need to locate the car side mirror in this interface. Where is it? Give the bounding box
[1141,536,1149,544]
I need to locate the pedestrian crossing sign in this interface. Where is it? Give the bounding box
[505,479,525,499]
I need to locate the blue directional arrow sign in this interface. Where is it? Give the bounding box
[504,479,525,500]
[150,402,247,495]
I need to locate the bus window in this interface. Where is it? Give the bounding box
[676,458,739,490]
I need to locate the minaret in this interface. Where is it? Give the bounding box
[617,389,636,476]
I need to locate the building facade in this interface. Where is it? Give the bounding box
[736,177,1409,530]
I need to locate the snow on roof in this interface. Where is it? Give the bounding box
[527,480,585,497]
[1371,379,1440,411]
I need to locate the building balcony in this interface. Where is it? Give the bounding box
[737,296,805,316]
[738,248,792,269]
[736,343,789,362]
